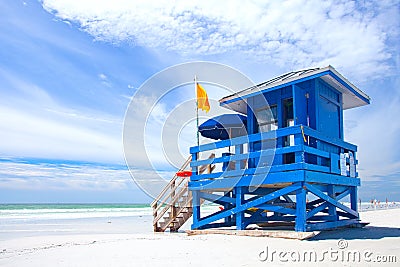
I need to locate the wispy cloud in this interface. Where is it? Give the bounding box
[0,68,123,163]
[98,73,112,87]
[346,91,400,181]
[41,0,399,80]
[0,159,131,191]
[0,158,175,200]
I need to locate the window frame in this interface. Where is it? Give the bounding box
[255,105,278,133]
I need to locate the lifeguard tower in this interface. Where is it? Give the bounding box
[152,66,370,232]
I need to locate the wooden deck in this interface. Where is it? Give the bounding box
[186,229,318,240]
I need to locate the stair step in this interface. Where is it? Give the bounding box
[159,221,182,229]
[159,212,193,228]
[163,216,184,221]
[163,215,187,222]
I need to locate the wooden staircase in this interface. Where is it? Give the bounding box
[152,154,215,232]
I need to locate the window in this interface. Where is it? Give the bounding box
[283,98,294,127]
[283,98,294,146]
[255,105,278,132]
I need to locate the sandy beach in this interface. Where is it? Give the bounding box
[1,207,399,267]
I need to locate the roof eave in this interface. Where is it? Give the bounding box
[219,66,370,112]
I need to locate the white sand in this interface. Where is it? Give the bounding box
[1,209,399,267]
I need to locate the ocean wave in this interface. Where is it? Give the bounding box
[0,206,153,221]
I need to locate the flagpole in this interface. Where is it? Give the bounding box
[195,75,200,147]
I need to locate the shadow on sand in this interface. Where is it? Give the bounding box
[309,226,400,241]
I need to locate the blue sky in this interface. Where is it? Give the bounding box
[0,0,399,203]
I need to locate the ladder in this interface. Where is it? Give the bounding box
[151,154,215,232]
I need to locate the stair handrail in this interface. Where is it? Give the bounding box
[152,153,215,231]
[151,155,192,209]
[152,174,190,217]
[153,185,189,224]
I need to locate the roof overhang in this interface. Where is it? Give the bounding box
[219,66,370,114]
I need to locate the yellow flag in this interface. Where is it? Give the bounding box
[196,83,210,113]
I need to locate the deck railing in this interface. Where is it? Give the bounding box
[190,125,357,183]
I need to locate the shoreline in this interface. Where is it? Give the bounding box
[1,207,399,266]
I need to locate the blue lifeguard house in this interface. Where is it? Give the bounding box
[189,66,370,232]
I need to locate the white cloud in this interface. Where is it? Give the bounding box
[98,73,107,80]
[346,92,400,181]
[0,160,132,191]
[0,159,177,202]
[0,104,123,162]
[0,69,123,164]
[98,73,112,87]
[41,0,399,80]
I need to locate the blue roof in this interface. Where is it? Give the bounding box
[219,66,370,114]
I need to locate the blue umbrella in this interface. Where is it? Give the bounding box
[199,114,247,140]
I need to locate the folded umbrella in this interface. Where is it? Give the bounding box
[199,114,247,140]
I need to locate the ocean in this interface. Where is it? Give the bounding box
[0,204,154,241]
[2,201,399,223]
[2,201,399,221]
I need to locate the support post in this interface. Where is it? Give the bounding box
[235,186,245,230]
[191,152,200,229]
[153,203,158,231]
[294,133,305,163]
[235,144,243,170]
[224,191,233,224]
[295,185,307,232]
[171,180,176,220]
[192,190,201,229]
[327,184,337,221]
[350,186,358,213]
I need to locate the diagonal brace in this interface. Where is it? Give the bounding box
[194,183,301,228]
[305,183,358,218]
